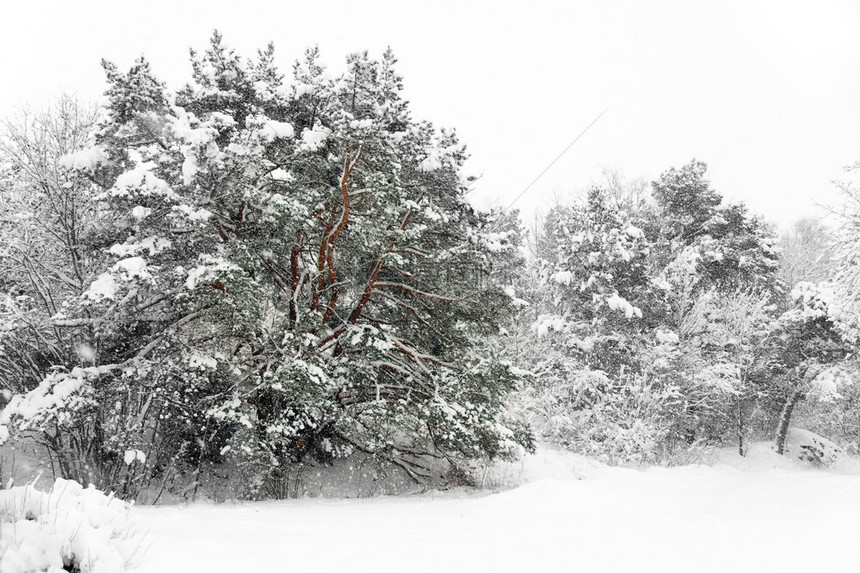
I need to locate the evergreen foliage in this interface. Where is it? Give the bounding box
[0,34,531,497]
[517,162,852,461]
[1,39,858,497]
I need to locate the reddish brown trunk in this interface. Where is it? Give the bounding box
[322,246,339,325]
[313,146,359,317]
[348,257,386,324]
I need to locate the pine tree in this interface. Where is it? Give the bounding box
[534,187,659,375]
[652,160,781,297]
[0,34,531,495]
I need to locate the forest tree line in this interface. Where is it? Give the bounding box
[1,33,859,500]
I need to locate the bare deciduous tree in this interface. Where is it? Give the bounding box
[778,217,834,291]
[0,96,101,395]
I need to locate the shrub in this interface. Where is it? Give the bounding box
[0,478,146,573]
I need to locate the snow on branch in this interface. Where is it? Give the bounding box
[0,365,114,444]
[59,145,109,171]
[809,365,855,402]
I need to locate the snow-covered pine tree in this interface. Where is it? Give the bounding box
[533,187,659,375]
[652,160,781,297]
[0,34,531,495]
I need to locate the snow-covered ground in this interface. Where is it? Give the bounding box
[132,443,860,573]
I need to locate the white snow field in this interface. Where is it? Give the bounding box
[132,443,860,573]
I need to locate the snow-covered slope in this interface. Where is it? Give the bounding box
[132,444,860,573]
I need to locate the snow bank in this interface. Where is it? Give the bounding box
[783,428,852,468]
[714,431,860,473]
[0,478,146,573]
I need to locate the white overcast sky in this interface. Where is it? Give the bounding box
[2,0,858,230]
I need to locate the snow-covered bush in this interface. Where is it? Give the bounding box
[0,478,146,573]
[519,367,678,465]
[782,428,846,467]
[0,360,217,501]
[471,457,527,490]
[0,95,217,499]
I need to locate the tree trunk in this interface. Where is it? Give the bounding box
[774,364,827,455]
[774,389,805,455]
[735,395,745,456]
